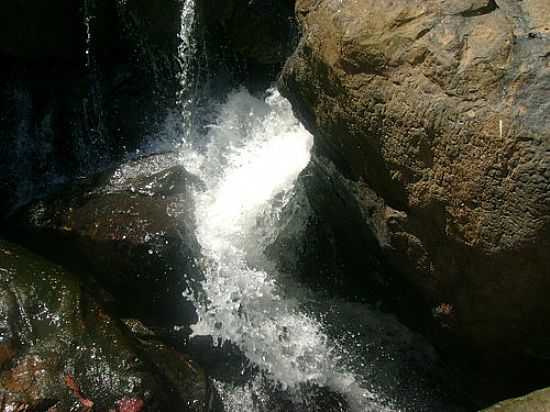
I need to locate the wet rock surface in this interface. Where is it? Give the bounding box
[0,0,183,217]
[6,154,203,328]
[280,0,550,375]
[0,238,216,412]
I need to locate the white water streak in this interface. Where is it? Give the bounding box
[179,89,390,412]
[177,0,197,142]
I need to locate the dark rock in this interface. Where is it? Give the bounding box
[260,384,349,412]
[194,0,297,95]
[280,0,550,369]
[0,238,216,411]
[0,0,183,217]
[6,154,203,328]
[267,156,393,303]
[0,0,82,59]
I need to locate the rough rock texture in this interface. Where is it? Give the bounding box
[0,0,183,217]
[0,238,216,411]
[6,154,202,327]
[482,387,550,412]
[281,0,550,364]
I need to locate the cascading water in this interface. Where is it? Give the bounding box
[173,3,466,412]
[179,89,393,412]
[177,0,197,143]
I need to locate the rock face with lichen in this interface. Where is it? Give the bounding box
[0,0,182,217]
[280,0,550,361]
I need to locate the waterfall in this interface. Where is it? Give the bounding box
[177,0,198,143]
[173,3,389,412]
[173,2,459,412]
[178,89,393,411]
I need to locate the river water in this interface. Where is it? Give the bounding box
[179,89,390,411]
[173,2,466,411]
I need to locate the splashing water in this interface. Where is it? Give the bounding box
[179,88,393,412]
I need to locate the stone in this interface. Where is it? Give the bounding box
[0,0,183,217]
[0,238,217,411]
[198,0,296,66]
[280,0,550,364]
[266,156,395,303]
[7,154,203,328]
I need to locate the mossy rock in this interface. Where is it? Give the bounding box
[7,154,204,328]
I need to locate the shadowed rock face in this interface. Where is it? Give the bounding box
[280,0,550,365]
[267,156,392,302]
[198,0,295,66]
[0,0,82,59]
[0,0,183,217]
[7,154,203,328]
[0,239,216,411]
[193,0,297,95]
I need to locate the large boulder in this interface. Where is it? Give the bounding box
[6,154,203,328]
[0,238,217,411]
[280,0,550,364]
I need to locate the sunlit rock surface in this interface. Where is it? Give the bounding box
[481,387,550,412]
[281,0,550,370]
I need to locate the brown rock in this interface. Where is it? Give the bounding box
[280,0,550,362]
[481,387,550,412]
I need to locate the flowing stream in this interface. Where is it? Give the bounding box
[179,89,391,411]
[173,3,465,411]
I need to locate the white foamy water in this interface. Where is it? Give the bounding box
[177,0,197,143]
[179,89,393,412]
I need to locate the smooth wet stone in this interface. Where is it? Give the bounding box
[7,154,203,328]
[0,238,217,411]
